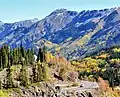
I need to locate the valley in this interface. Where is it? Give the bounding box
[0,7,120,97]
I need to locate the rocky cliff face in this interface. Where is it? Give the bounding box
[9,82,99,97]
[1,7,120,59]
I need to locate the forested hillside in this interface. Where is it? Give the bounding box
[0,45,119,97]
[72,46,120,87]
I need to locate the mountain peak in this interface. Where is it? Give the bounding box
[1,7,120,60]
[48,9,68,16]
[31,18,39,23]
[54,8,67,13]
[48,8,78,17]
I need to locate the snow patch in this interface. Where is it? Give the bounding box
[75,22,83,27]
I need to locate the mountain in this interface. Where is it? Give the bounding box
[0,7,120,59]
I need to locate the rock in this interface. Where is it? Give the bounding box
[8,82,100,97]
[13,81,20,88]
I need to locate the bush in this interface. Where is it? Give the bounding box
[71,82,79,87]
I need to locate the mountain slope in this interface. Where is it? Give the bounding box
[0,7,120,59]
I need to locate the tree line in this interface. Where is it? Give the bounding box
[0,44,49,89]
[0,44,34,70]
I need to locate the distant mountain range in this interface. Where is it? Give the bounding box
[0,7,120,59]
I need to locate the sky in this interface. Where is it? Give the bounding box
[0,0,120,23]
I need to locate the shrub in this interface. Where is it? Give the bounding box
[71,82,79,87]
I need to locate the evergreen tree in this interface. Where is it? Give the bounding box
[29,49,35,64]
[0,45,9,69]
[37,62,49,81]
[42,63,49,81]
[2,48,8,68]
[9,50,13,66]
[12,49,19,64]
[43,46,47,62]
[20,60,29,87]
[31,49,35,61]
[3,44,9,55]
[25,54,29,65]
[20,42,26,58]
[32,63,37,83]
[37,62,43,81]
[37,48,43,62]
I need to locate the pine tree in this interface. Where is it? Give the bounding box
[37,62,49,81]
[27,49,34,64]
[20,60,29,87]
[3,44,9,55]
[25,54,29,65]
[9,50,13,66]
[42,46,47,62]
[37,48,43,62]
[20,42,26,58]
[30,49,35,62]
[42,63,49,81]
[32,63,37,83]
[0,45,9,69]
[2,48,8,68]
[12,49,18,64]
[37,62,43,81]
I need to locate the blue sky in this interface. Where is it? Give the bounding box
[0,0,120,23]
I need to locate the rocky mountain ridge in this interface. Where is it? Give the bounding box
[0,7,120,59]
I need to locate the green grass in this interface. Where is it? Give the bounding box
[0,90,9,97]
[11,65,21,71]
